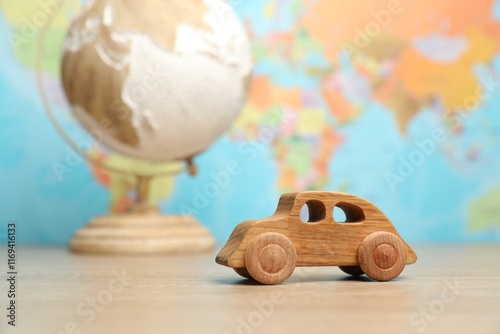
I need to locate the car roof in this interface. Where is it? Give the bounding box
[274,191,386,221]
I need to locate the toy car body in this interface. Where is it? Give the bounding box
[216,191,417,284]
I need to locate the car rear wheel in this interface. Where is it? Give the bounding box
[339,266,364,276]
[358,231,407,281]
[233,267,252,279]
[245,232,296,285]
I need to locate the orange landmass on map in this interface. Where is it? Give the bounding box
[314,127,343,178]
[301,0,500,131]
[248,76,301,110]
[301,0,500,62]
[322,86,359,123]
[396,26,499,111]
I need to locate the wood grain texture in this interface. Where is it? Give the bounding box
[244,232,297,284]
[4,245,500,334]
[216,191,416,282]
[358,231,407,281]
[70,213,215,254]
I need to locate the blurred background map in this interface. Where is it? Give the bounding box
[1,0,499,243]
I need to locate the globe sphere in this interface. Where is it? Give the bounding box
[62,0,252,161]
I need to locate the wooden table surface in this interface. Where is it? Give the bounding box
[2,245,499,334]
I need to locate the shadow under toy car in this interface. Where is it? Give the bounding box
[216,191,417,284]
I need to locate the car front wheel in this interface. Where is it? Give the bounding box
[244,232,297,285]
[358,231,407,281]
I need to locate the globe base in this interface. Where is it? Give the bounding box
[69,213,215,254]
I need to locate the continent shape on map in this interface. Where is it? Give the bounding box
[233,0,500,193]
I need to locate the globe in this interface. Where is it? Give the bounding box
[43,0,253,254]
[61,0,252,162]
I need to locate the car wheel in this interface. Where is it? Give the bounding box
[245,232,297,285]
[233,267,252,279]
[338,266,364,276]
[358,231,407,281]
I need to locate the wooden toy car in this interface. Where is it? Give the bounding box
[216,191,417,284]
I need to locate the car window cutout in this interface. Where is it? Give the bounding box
[334,202,365,223]
[300,200,326,223]
[333,206,347,222]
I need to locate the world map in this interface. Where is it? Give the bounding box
[0,0,499,243]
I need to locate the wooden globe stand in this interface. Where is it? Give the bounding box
[70,166,215,255]
[69,212,215,254]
